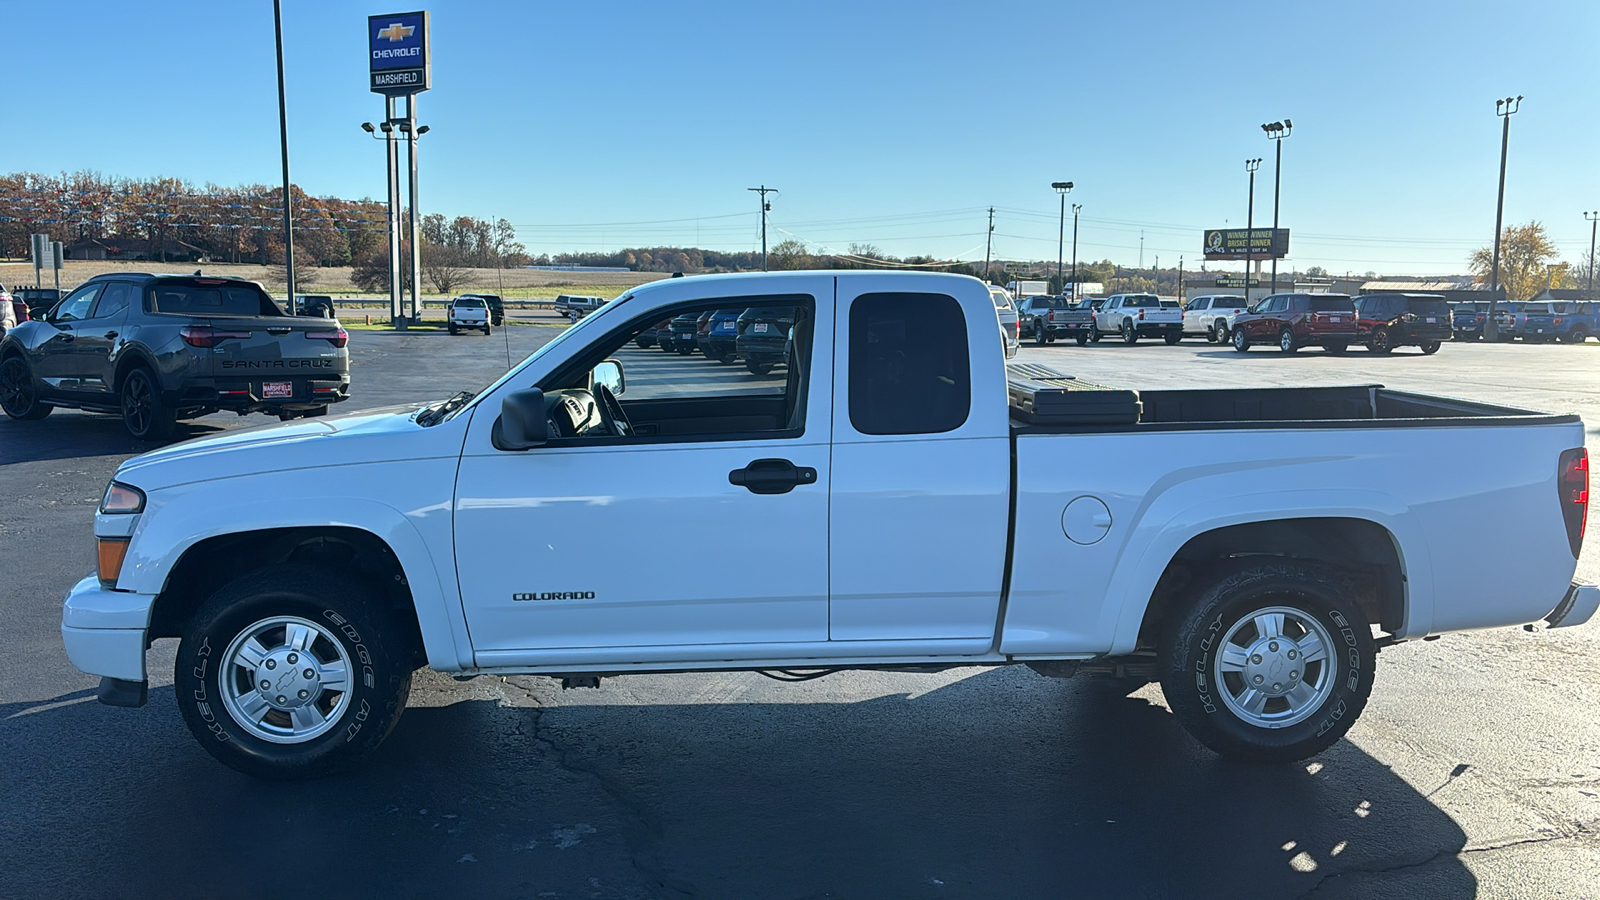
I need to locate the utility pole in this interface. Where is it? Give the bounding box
[1139,231,1144,269]
[983,207,995,284]
[747,185,776,271]
[272,0,296,310]
[1051,182,1073,294]
[1178,256,1184,306]
[1585,211,1598,297]
[1070,203,1082,302]
[1487,95,1522,339]
[1263,119,1292,295]
[1245,158,1262,304]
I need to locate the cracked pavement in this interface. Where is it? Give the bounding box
[4,330,1600,898]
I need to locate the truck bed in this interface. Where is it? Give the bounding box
[1006,365,1576,433]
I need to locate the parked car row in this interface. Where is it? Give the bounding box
[633,306,796,375]
[1453,300,1598,343]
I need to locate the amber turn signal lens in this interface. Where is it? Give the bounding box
[98,538,130,586]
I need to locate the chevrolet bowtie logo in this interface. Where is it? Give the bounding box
[376,22,414,42]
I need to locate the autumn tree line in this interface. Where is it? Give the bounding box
[3,171,1589,300]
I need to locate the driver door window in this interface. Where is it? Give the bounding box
[539,296,815,442]
[52,284,102,322]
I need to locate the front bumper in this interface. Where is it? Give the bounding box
[60,574,155,683]
[1545,582,1600,629]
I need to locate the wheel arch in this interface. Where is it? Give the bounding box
[125,497,472,671]
[111,345,162,394]
[1126,516,1408,655]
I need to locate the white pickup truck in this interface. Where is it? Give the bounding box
[1182,294,1250,342]
[1091,293,1184,344]
[62,271,1597,779]
[446,296,491,335]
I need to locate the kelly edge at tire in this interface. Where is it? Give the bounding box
[1158,562,1376,762]
[174,564,416,780]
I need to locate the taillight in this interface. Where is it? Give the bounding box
[306,327,348,348]
[180,325,251,348]
[1138,310,1145,320]
[1559,448,1589,558]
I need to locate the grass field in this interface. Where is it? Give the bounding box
[0,259,666,301]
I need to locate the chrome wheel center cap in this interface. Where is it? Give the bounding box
[1242,638,1303,696]
[257,649,320,709]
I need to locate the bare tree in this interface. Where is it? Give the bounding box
[422,241,475,294]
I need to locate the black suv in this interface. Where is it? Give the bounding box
[1353,293,1451,354]
[0,273,351,440]
[735,307,796,375]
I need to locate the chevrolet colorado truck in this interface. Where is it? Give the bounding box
[60,271,1598,780]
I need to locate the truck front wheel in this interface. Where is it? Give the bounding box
[1159,563,1375,762]
[174,564,415,780]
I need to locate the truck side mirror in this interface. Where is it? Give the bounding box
[492,389,547,451]
[592,359,625,396]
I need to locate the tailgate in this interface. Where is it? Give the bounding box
[206,317,348,394]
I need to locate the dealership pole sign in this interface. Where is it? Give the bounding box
[1203,228,1289,261]
[369,11,430,95]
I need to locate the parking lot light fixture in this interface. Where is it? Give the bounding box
[1244,159,1262,301]
[1584,211,1598,297]
[1052,182,1073,291]
[1263,120,1292,295]
[1487,95,1522,338]
[1071,203,1082,301]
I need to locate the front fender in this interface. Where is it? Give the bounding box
[1104,488,1428,654]
[118,489,471,671]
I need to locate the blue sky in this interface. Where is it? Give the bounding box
[8,0,1599,275]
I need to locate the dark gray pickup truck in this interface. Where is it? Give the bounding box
[0,273,350,440]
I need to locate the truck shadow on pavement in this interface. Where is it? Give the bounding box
[0,413,236,466]
[0,667,1473,900]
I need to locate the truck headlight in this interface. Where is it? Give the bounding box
[100,482,145,514]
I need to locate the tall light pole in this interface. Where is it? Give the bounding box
[748,185,776,271]
[1486,95,1522,340]
[399,112,429,324]
[1262,119,1292,295]
[1052,182,1073,293]
[1584,211,1598,297]
[1070,203,1082,301]
[1245,158,1262,302]
[272,0,296,309]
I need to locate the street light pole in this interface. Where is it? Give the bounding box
[1070,203,1081,302]
[272,0,296,310]
[1487,95,1522,339]
[1262,119,1292,295]
[401,101,425,325]
[1051,182,1073,294]
[1245,158,1262,303]
[1585,211,1598,297]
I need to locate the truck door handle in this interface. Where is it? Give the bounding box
[59,331,75,343]
[729,458,817,495]
[104,331,118,340]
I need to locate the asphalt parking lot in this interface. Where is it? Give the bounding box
[4,327,1600,899]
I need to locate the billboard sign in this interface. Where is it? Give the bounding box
[369,11,430,95]
[1202,228,1289,261]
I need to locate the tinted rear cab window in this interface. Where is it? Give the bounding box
[849,292,970,435]
[151,280,279,316]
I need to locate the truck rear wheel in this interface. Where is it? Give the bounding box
[121,367,176,441]
[174,564,415,780]
[1121,320,1138,345]
[1075,332,1089,346]
[1034,322,1048,346]
[1159,562,1375,762]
